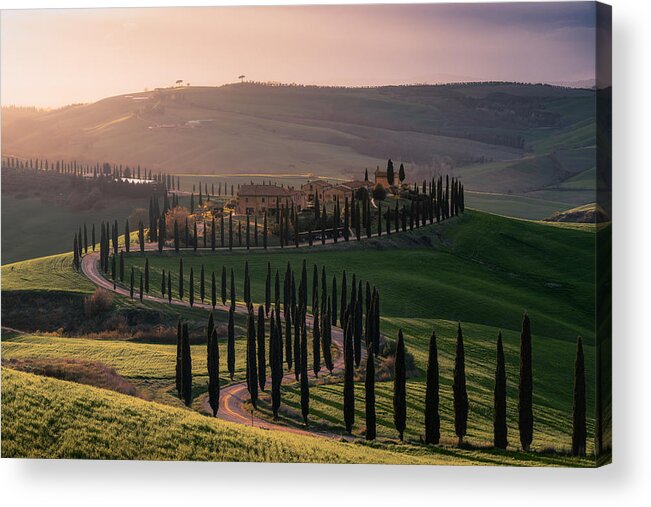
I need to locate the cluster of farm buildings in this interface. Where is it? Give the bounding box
[235,168,396,215]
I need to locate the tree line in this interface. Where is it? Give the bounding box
[158,258,586,457]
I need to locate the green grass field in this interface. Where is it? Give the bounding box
[1,194,144,265]
[1,209,599,464]
[0,368,593,466]
[1,252,95,293]
[114,210,596,455]
[1,331,250,406]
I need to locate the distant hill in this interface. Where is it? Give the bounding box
[2,83,596,188]
[544,202,609,223]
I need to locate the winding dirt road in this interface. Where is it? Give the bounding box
[81,245,356,440]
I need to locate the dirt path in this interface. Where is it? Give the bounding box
[81,246,357,440]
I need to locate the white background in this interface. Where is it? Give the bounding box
[0,0,649,505]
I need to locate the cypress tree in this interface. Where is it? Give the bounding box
[275,269,281,305]
[167,271,172,303]
[139,221,145,252]
[313,310,321,377]
[494,331,508,449]
[207,328,220,416]
[274,299,283,370]
[373,289,381,356]
[246,309,258,408]
[119,251,125,281]
[161,269,166,297]
[365,342,376,441]
[331,275,338,326]
[343,197,350,241]
[230,268,236,309]
[265,262,271,315]
[189,267,194,307]
[424,330,441,445]
[257,306,266,392]
[285,300,293,371]
[321,205,327,245]
[228,212,233,250]
[377,202,382,237]
[174,220,180,252]
[354,297,363,367]
[387,158,394,186]
[178,258,184,300]
[181,323,193,406]
[293,305,301,380]
[519,313,533,451]
[111,254,116,285]
[572,336,586,456]
[340,271,347,328]
[321,266,327,317]
[300,319,309,425]
[393,329,407,441]
[246,214,250,250]
[175,321,183,398]
[92,224,96,251]
[271,305,282,419]
[200,264,205,303]
[221,266,226,305]
[130,267,134,298]
[453,323,469,446]
[343,312,355,434]
[238,221,242,247]
[227,307,235,380]
[124,219,130,253]
[221,214,225,248]
[139,272,143,301]
[158,215,166,252]
[193,221,198,252]
[113,220,118,255]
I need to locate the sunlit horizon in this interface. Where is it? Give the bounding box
[1,3,599,108]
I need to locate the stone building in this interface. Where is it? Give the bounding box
[300,179,332,206]
[236,184,303,216]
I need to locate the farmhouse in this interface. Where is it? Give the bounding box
[235,183,303,215]
[300,179,331,206]
[374,167,391,188]
[323,180,371,203]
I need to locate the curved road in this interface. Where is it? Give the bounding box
[81,245,358,440]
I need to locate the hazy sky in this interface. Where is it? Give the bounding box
[1,2,598,107]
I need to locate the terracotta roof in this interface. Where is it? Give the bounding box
[329,180,369,192]
[302,180,331,188]
[238,184,294,197]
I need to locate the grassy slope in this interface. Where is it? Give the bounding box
[1,330,250,407]
[465,194,575,220]
[0,368,591,466]
[0,210,597,463]
[2,84,588,177]
[118,211,596,453]
[1,252,94,293]
[1,195,143,265]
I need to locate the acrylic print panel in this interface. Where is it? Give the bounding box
[0,2,611,467]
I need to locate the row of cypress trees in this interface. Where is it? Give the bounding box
[2,155,185,192]
[138,259,584,456]
[380,316,586,456]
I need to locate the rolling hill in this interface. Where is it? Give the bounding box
[2,83,595,186]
